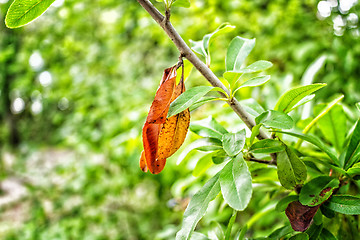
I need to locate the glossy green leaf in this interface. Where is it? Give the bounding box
[290,94,315,112]
[176,138,223,165]
[236,60,273,74]
[222,129,246,156]
[190,116,228,140]
[273,131,338,164]
[223,71,242,87]
[172,0,190,8]
[315,103,346,153]
[255,110,294,129]
[5,0,57,28]
[168,86,214,117]
[324,195,360,215]
[226,36,256,72]
[220,156,252,211]
[277,146,307,189]
[344,119,360,169]
[275,195,299,212]
[274,84,326,113]
[289,233,309,240]
[193,153,213,177]
[176,173,221,240]
[299,176,339,207]
[249,139,285,154]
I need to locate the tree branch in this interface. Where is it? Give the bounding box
[248,157,277,166]
[136,0,269,140]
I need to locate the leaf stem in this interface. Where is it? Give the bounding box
[136,0,270,140]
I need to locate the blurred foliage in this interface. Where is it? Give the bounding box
[0,0,359,239]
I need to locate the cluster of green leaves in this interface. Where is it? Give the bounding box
[167,28,360,239]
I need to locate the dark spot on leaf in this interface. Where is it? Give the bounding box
[309,195,315,197]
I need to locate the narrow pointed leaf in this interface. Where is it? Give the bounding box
[220,156,252,211]
[203,23,235,56]
[273,131,338,164]
[190,116,228,140]
[323,195,360,215]
[299,176,339,207]
[226,36,256,71]
[255,110,294,130]
[168,86,219,117]
[222,129,246,156]
[176,173,221,240]
[249,139,285,154]
[5,0,56,28]
[177,137,223,165]
[344,119,360,169]
[236,60,273,74]
[275,84,326,113]
[225,211,237,240]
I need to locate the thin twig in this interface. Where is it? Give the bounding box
[136,0,269,141]
[248,157,277,166]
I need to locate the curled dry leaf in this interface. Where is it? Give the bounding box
[285,200,320,232]
[140,65,190,174]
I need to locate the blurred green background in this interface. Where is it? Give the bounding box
[0,0,359,239]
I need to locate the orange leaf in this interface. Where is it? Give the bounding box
[141,65,190,174]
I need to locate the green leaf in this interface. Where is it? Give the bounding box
[220,156,252,211]
[277,146,307,189]
[222,129,246,157]
[238,99,265,118]
[255,110,294,129]
[249,124,261,145]
[344,119,360,169]
[203,23,235,61]
[275,195,299,212]
[299,176,339,207]
[172,0,190,8]
[176,173,221,240]
[318,228,336,240]
[190,40,206,57]
[189,97,218,112]
[176,138,223,165]
[235,225,248,240]
[190,116,228,140]
[273,131,338,165]
[5,0,57,28]
[212,150,230,164]
[233,75,271,94]
[324,195,360,215]
[268,225,293,240]
[314,102,346,153]
[225,210,237,240]
[168,86,214,117]
[249,139,285,154]
[347,162,360,177]
[290,94,315,112]
[274,84,326,113]
[191,23,235,65]
[305,223,323,240]
[235,60,273,74]
[226,36,256,72]
[289,233,309,240]
[193,153,213,177]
